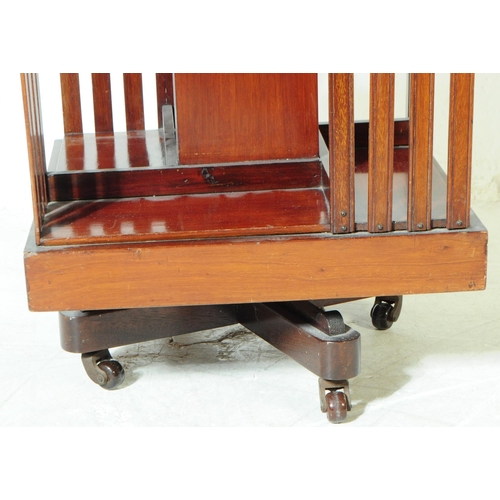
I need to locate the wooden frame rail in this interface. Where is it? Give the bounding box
[447,73,474,230]
[21,73,48,245]
[328,73,355,234]
[367,73,395,234]
[408,73,434,232]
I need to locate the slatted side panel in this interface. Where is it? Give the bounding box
[21,73,48,245]
[447,73,474,230]
[329,73,355,234]
[408,73,434,232]
[156,73,174,127]
[123,73,145,131]
[92,73,114,133]
[368,73,395,233]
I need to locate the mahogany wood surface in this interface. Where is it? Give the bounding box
[43,152,450,241]
[352,119,409,149]
[352,152,448,231]
[60,73,83,135]
[238,302,361,380]
[40,187,329,245]
[21,73,48,245]
[174,73,319,164]
[24,216,487,312]
[59,305,238,353]
[368,73,395,233]
[47,152,324,201]
[21,73,486,314]
[447,73,474,230]
[123,73,145,131]
[408,73,434,232]
[53,120,409,174]
[91,74,114,133]
[329,73,355,234]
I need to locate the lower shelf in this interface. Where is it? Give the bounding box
[41,187,330,245]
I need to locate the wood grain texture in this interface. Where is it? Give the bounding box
[329,73,355,234]
[59,305,237,353]
[40,187,329,245]
[368,73,395,233]
[92,73,113,133]
[60,73,83,135]
[447,73,474,230]
[408,73,434,231]
[24,219,487,312]
[353,119,409,148]
[238,302,360,380]
[123,73,145,131]
[174,73,319,164]
[47,151,324,201]
[21,73,48,245]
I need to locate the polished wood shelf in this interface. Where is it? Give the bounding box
[41,187,330,245]
[47,131,325,201]
[42,127,449,244]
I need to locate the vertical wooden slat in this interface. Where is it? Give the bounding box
[329,73,355,234]
[92,73,113,133]
[408,73,434,232]
[91,73,115,170]
[60,73,83,134]
[368,73,395,233]
[447,73,474,230]
[123,73,145,131]
[156,73,174,128]
[61,72,84,170]
[21,73,48,245]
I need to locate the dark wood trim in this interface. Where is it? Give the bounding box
[47,154,324,201]
[59,305,238,353]
[238,302,361,380]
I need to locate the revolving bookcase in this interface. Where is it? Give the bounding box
[21,73,487,423]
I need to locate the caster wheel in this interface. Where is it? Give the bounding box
[325,391,348,424]
[95,359,125,390]
[81,350,125,390]
[371,302,393,330]
[371,296,402,330]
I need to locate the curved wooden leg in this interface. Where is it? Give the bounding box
[237,301,361,422]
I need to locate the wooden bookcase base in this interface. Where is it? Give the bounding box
[60,300,363,424]
[24,212,487,313]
